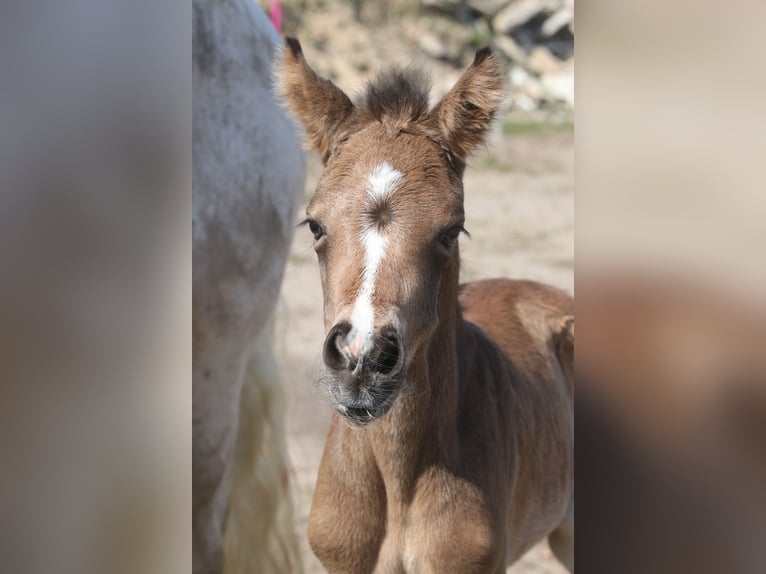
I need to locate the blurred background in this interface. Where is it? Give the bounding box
[5,0,765,572]
[262,1,574,572]
[275,0,573,118]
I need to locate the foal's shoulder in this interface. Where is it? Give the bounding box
[459,279,574,388]
[459,278,572,326]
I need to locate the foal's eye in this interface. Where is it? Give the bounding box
[439,226,466,250]
[307,219,324,241]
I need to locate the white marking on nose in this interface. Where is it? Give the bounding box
[344,162,403,358]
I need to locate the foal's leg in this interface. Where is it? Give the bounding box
[548,497,574,572]
[549,315,574,572]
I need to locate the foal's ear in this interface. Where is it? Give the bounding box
[431,48,506,162]
[277,37,354,162]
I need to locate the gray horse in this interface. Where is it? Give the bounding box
[193,1,305,573]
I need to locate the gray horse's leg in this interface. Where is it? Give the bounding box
[193,324,247,574]
[548,496,574,572]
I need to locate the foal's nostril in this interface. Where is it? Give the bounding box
[369,327,401,375]
[323,323,403,376]
[323,322,353,371]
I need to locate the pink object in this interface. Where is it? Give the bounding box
[268,0,283,34]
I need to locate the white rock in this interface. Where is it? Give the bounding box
[496,34,528,65]
[493,0,558,34]
[541,6,574,37]
[528,45,563,75]
[469,0,514,17]
[419,32,448,59]
[541,63,574,106]
[523,76,544,100]
[513,93,538,112]
[510,66,543,100]
[510,65,531,88]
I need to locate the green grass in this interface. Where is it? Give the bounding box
[470,28,492,49]
[478,154,515,172]
[501,120,574,136]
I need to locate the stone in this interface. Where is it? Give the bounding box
[418,32,448,59]
[528,45,563,75]
[510,66,543,101]
[513,92,538,112]
[493,0,558,34]
[541,5,574,37]
[469,0,514,17]
[541,62,574,106]
[495,34,529,65]
[509,65,532,88]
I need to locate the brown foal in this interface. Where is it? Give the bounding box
[278,38,574,573]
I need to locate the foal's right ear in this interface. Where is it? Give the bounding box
[277,37,355,162]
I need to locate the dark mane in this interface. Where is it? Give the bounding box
[356,67,432,124]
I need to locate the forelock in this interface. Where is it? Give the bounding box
[356,67,432,125]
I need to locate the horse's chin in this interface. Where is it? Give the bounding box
[334,397,396,425]
[327,373,403,425]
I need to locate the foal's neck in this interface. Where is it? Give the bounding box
[369,248,464,497]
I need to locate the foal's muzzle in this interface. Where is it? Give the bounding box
[323,322,403,376]
[321,322,405,423]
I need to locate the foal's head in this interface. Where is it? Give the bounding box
[279,38,505,423]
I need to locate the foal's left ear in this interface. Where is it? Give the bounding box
[431,48,506,162]
[277,37,355,163]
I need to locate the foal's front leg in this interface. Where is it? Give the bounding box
[308,420,387,574]
[404,471,506,574]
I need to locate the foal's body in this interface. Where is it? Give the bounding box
[310,278,574,573]
[278,38,573,573]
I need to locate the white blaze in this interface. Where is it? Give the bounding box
[346,162,403,356]
[367,161,403,201]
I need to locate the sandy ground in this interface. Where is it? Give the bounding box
[273,130,573,573]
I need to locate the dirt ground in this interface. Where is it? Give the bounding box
[273,130,573,573]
